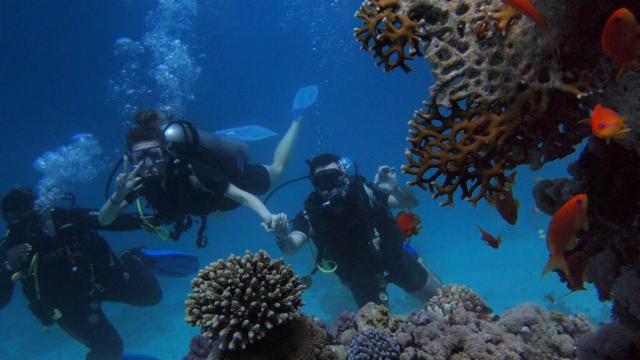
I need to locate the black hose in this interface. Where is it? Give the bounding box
[263,175,310,205]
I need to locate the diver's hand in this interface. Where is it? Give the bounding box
[272,213,289,239]
[7,243,32,270]
[112,155,143,202]
[374,165,399,193]
[261,213,288,236]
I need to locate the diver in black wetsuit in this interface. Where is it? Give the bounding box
[99,110,294,247]
[0,188,163,360]
[270,153,443,307]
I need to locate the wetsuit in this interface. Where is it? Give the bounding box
[291,176,429,307]
[0,208,161,360]
[127,155,271,244]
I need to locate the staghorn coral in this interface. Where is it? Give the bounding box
[348,328,401,360]
[185,250,304,351]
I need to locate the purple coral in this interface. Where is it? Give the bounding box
[183,335,214,360]
[328,311,356,343]
[348,328,400,360]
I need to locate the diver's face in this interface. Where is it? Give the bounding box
[130,140,167,178]
[312,162,347,195]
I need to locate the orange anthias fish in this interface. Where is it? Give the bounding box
[565,251,588,291]
[396,210,422,238]
[495,185,520,225]
[601,8,640,81]
[477,225,503,249]
[497,0,558,56]
[542,194,589,279]
[581,104,631,144]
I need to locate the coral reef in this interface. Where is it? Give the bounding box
[348,328,401,360]
[183,335,214,360]
[183,283,594,359]
[355,0,640,206]
[329,311,357,346]
[211,315,337,360]
[354,0,425,73]
[533,137,640,356]
[426,283,493,321]
[185,250,305,351]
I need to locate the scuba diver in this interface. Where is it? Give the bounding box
[0,187,198,360]
[269,153,443,307]
[99,110,295,247]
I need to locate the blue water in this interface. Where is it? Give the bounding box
[0,1,606,359]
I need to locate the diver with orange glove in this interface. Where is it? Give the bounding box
[268,153,442,307]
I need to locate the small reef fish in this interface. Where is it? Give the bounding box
[566,251,588,291]
[542,194,589,279]
[396,210,422,238]
[477,225,502,249]
[543,293,557,304]
[581,104,631,144]
[497,0,558,56]
[601,8,640,81]
[495,185,519,225]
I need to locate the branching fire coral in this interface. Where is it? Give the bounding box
[404,85,587,205]
[355,0,639,206]
[354,0,425,72]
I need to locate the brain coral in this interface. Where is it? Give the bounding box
[185,250,305,351]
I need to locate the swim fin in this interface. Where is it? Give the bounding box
[122,352,159,360]
[141,249,200,278]
[214,125,278,141]
[291,84,318,119]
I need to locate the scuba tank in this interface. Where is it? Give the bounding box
[163,121,249,175]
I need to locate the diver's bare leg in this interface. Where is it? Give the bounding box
[408,261,443,303]
[265,116,302,185]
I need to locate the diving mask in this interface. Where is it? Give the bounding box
[129,146,165,166]
[311,168,347,192]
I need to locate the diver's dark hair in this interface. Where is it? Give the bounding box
[126,110,166,151]
[1,187,35,222]
[307,153,342,176]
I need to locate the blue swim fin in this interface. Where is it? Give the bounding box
[214,125,278,141]
[141,249,200,278]
[291,85,318,119]
[122,352,159,360]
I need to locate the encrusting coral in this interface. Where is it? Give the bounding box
[185,250,304,351]
[355,0,640,207]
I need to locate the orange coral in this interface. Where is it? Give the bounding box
[354,0,424,72]
[404,85,588,206]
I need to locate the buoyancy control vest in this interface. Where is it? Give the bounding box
[302,176,406,278]
[5,209,118,314]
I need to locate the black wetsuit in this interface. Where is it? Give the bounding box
[128,155,271,244]
[0,208,161,360]
[291,176,429,307]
